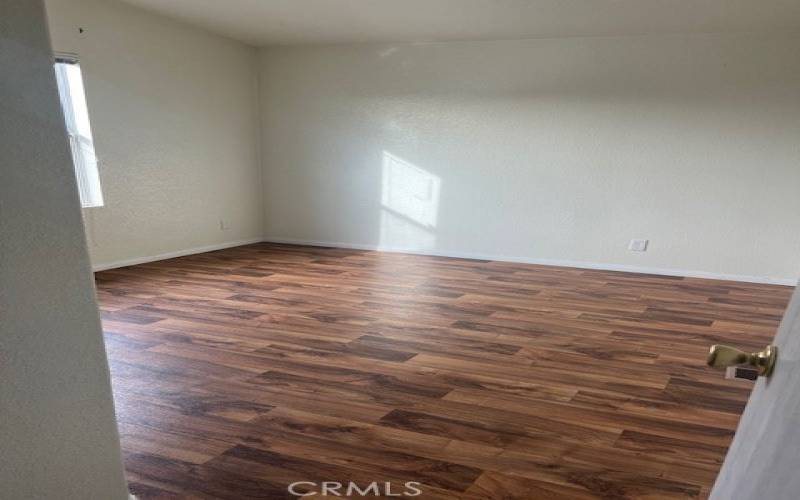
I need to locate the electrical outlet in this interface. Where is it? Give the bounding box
[219,219,229,231]
[628,239,648,252]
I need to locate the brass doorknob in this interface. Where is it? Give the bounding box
[707,344,777,377]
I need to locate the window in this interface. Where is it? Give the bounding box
[54,55,104,208]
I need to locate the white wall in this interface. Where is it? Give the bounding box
[259,34,800,284]
[46,0,263,270]
[0,0,128,497]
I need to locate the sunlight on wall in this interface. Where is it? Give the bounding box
[379,151,441,251]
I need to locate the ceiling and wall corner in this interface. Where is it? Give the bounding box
[112,0,800,46]
[115,0,800,46]
[44,0,800,283]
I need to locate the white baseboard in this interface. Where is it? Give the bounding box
[263,236,798,286]
[91,238,263,272]
[90,234,796,286]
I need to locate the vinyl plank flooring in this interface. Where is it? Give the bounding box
[96,242,793,499]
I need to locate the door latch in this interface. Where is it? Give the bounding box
[707,344,777,377]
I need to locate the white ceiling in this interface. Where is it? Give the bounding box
[117,0,800,46]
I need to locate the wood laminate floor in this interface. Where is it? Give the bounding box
[95,243,793,499]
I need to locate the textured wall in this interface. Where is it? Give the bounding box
[259,34,800,283]
[0,0,129,497]
[46,0,263,269]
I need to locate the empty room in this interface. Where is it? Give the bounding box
[4,0,800,499]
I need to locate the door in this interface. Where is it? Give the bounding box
[710,283,800,499]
